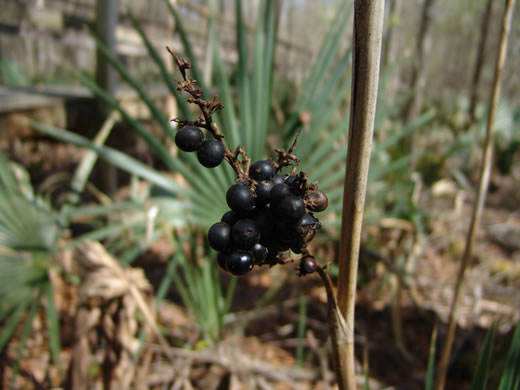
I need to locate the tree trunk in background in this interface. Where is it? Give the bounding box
[468,0,494,123]
[403,0,435,123]
[95,0,118,196]
[382,0,402,100]
[382,0,402,67]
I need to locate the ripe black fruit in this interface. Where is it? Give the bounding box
[175,125,204,152]
[270,183,292,206]
[208,222,231,251]
[226,250,254,275]
[272,175,285,185]
[226,184,255,215]
[255,181,273,205]
[252,243,268,264]
[221,210,239,226]
[217,252,228,271]
[277,195,306,222]
[232,218,260,249]
[250,160,275,181]
[197,139,225,168]
[284,174,297,186]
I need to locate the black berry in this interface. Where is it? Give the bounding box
[232,219,260,249]
[272,175,285,185]
[217,252,229,271]
[221,210,239,226]
[277,195,306,222]
[226,184,255,216]
[298,255,318,276]
[250,160,275,181]
[197,139,225,168]
[252,243,268,264]
[226,250,254,275]
[255,181,273,206]
[208,222,231,251]
[175,125,204,152]
[270,183,292,206]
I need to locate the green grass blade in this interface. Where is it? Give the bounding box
[29,121,191,197]
[211,22,240,151]
[155,253,179,309]
[0,296,31,353]
[90,29,172,135]
[498,322,520,390]
[163,0,208,99]
[309,147,348,183]
[11,296,40,385]
[128,13,192,120]
[223,275,238,315]
[255,0,276,160]
[301,114,350,172]
[235,0,253,153]
[369,152,425,182]
[471,320,496,390]
[283,2,352,140]
[77,70,226,203]
[372,110,435,155]
[66,111,118,207]
[73,71,176,168]
[44,282,61,369]
[0,149,19,191]
[425,325,438,390]
[296,295,307,367]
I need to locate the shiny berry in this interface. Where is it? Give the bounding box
[197,139,225,168]
[250,160,275,181]
[270,183,292,206]
[272,175,285,185]
[252,243,268,264]
[208,222,231,251]
[226,250,254,276]
[298,255,317,276]
[255,181,273,206]
[284,174,297,186]
[226,184,255,216]
[232,219,260,249]
[175,125,204,152]
[277,195,306,222]
[217,252,228,271]
[221,210,239,226]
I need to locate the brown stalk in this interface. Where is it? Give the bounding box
[335,2,385,389]
[435,0,516,389]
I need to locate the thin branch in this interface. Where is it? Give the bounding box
[435,0,516,389]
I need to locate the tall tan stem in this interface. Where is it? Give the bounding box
[336,2,384,389]
[435,1,516,389]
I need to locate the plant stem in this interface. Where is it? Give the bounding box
[435,1,516,389]
[336,2,384,389]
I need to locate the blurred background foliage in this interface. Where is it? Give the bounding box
[0,0,519,388]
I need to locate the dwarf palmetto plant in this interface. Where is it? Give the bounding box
[31,0,435,345]
[0,150,62,373]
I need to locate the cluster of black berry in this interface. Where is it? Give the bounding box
[175,125,225,168]
[206,160,328,276]
[170,49,327,277]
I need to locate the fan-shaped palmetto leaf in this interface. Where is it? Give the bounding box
[0,150,62,366]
